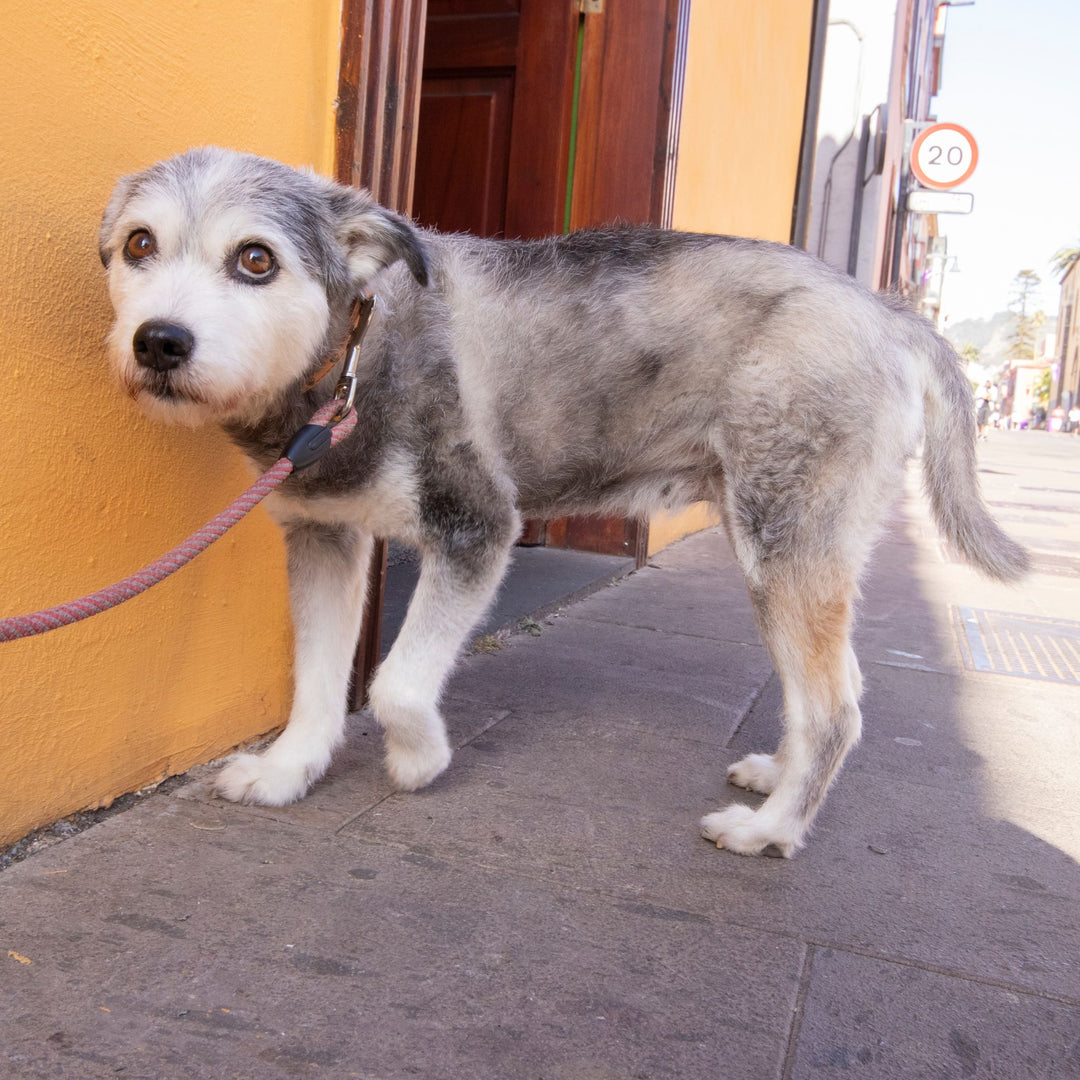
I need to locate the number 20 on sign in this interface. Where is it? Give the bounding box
[910,123,978,190]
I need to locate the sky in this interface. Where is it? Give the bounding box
[931,0,1080,327]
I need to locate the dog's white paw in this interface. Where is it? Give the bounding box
[384,725,452,791]
[215,751,318,806]
[370,678,453,791]
[727,753,780,794]
[700,805,796,858]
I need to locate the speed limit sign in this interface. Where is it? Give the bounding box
[910,123,978,190]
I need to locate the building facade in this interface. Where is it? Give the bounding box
[1054,260,1079,412]
[805,0,954,315]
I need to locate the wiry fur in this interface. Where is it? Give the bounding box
[100,148,1028,857]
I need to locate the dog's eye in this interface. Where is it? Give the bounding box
[237,244,276,280]
[125,230,156,261]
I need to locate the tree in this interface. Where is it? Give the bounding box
[1051,241,1080,279]
[1007,270,1041,360]
[1033,367,1051,409]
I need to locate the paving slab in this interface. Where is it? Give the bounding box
[0,799,805,1080]
[445,617,774,747]
[174,701,514,834]
[788,946,1080,1079]
[558,554,763,648]
[731,655,1080,819]
[383,544,635,656]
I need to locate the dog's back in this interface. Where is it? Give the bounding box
[421,228,1027,586]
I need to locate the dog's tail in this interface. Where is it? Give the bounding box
[918,322,1030,582]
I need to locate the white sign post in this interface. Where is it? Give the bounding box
[909,123,978,190]
[906,189,974,215]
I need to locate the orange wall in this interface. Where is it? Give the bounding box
[0,3,340,845]
[673,0,815,241]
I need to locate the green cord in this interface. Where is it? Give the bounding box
[563,14,586,234]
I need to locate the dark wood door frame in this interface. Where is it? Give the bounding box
[335,0,427,709]
[336,0,427,211]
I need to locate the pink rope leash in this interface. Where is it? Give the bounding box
[0,401,357,643]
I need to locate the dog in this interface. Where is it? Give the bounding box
[98,147,1028,857]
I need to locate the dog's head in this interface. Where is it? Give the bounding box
[99,147,428,426]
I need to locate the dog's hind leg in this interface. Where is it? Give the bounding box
[215,521,371,806]
[368,506,519,791]
[702,571,863,857]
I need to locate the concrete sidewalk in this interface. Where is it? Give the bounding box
[2,432,1079,1079]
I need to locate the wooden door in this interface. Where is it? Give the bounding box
[414,0,578,239]
[569,0,687,232]
[412,0,685,564]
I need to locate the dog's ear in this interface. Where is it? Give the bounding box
[99,173,141,268]
[330,188,430,289]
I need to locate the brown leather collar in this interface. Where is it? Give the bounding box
[303,295,372,393]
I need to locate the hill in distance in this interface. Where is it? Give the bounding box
[945,311,1057,372]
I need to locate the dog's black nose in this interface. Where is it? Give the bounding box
[132,320,194,372]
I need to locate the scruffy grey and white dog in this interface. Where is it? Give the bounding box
[99,147,1027,857]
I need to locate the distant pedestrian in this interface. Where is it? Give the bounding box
[975,380,995,440]
[1069,404,1080,435]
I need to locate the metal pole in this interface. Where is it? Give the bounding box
[791,0,831,249]
[846,114,871,277]
[888,168,908,290]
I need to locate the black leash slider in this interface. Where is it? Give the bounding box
[282,424,335,470]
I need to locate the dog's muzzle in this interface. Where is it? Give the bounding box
[133,320,195,373]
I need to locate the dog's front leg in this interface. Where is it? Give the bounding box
[216,520,371,806]
[368,533,515,791]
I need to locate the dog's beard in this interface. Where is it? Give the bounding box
[120,365,244,427]
[139,369,204,403]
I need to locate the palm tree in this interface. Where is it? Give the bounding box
[1051,242,1080,279]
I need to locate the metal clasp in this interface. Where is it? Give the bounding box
[332,293,377,421]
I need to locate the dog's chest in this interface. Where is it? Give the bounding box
[263,448,421,544]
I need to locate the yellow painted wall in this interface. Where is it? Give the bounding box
[673,0,814,242]
[0,2,341,845]
[647,503,722,558]
[649,0,814,554]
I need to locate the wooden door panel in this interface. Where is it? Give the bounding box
[503,1,577,238]
[413,0,577,552]
[428,0,517,16]
[571,0,684,230]
[417,0,574,242]
[413,77,513,235]
[553,0,685,563]
[422,9,518,69]
[546,515,648,563]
